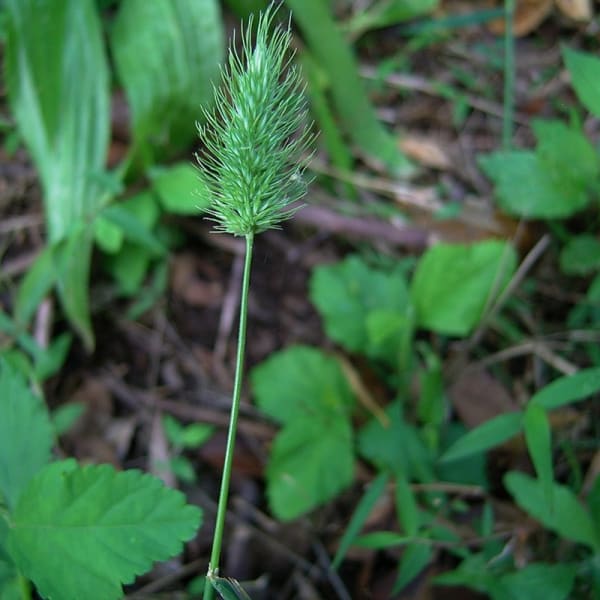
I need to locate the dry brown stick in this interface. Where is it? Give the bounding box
[102,371,275,441]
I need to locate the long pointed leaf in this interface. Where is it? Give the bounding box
[5,0,110,242]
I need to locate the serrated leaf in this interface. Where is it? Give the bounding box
[504,471,600,551]
[8,461,202,600]
[309,255,410,360]
[151,163,211,214]
[5,0,110,242]
[480,120,598,218]
[333,472,390,568]
[559,234,600,275]
[440,412,523,463]
[111,0,223,156]
[410,240,517,336]
[563,46,600,118]
[0,360,53,510]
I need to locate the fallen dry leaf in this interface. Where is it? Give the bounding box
[448,368,518,428]
[555,0,592,20]
[488,0,554,36]
[399,135,453,170]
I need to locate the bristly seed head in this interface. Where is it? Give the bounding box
[196,6,313,237]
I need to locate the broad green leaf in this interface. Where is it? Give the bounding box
[333,472,390,568]
[53,225,94,349]
[358,401,434,481]
[504,471,600,551]
[0,519,21,600]
[252,346,356,520]
[266,417,354,521]
[103,242,153,296]
[560,234,600,275]
[0,360,53,510]
[151,163,211,214]
[101,193,165,256]
[480,120,598,218]
[440,412,522,463]
[410,240,517,336]
[393,543,433,594]
[14,246,55,327]
[523,403,553,508]
[8,460,202,600]
[111,0,223,157]
[498,562,577,600]
[310,255,410,361]
[251,345,355,425]
[531,366,600,411]
[563,46,600,118]
[94,216,124,254]
[5,0,110,242]
[285,0,412,175]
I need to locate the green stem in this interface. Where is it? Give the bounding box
[17,574,31,600]
[502,0,515,150]
[204,233,254,600]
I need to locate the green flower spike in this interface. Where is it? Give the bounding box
[197,5,313,236]
[197,7,313,599]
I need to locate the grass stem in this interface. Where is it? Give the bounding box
[204,232,254,600]
[502,0,515,149]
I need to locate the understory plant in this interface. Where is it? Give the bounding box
[194,7,313,598]
[250,248,600,597]
[0,360,202,600]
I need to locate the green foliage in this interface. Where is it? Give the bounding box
[345,0,439,37]
[4,0,110,243]
[560,234,600,276]
[310,255,411,362]
[479,119,599,218]
[197,7,312,236]
[505,472,600,552]
[285,0,412,175]
[251,345,355,520]
[442,367,600,462]
[0,361,202,600]
[562,46,600,118]
[0,362,53,510]
[411,240,517,336]
[111,0,223,161]
[437,559,578,600]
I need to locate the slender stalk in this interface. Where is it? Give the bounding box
[204,232,254,600]
[502,0,515,149]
